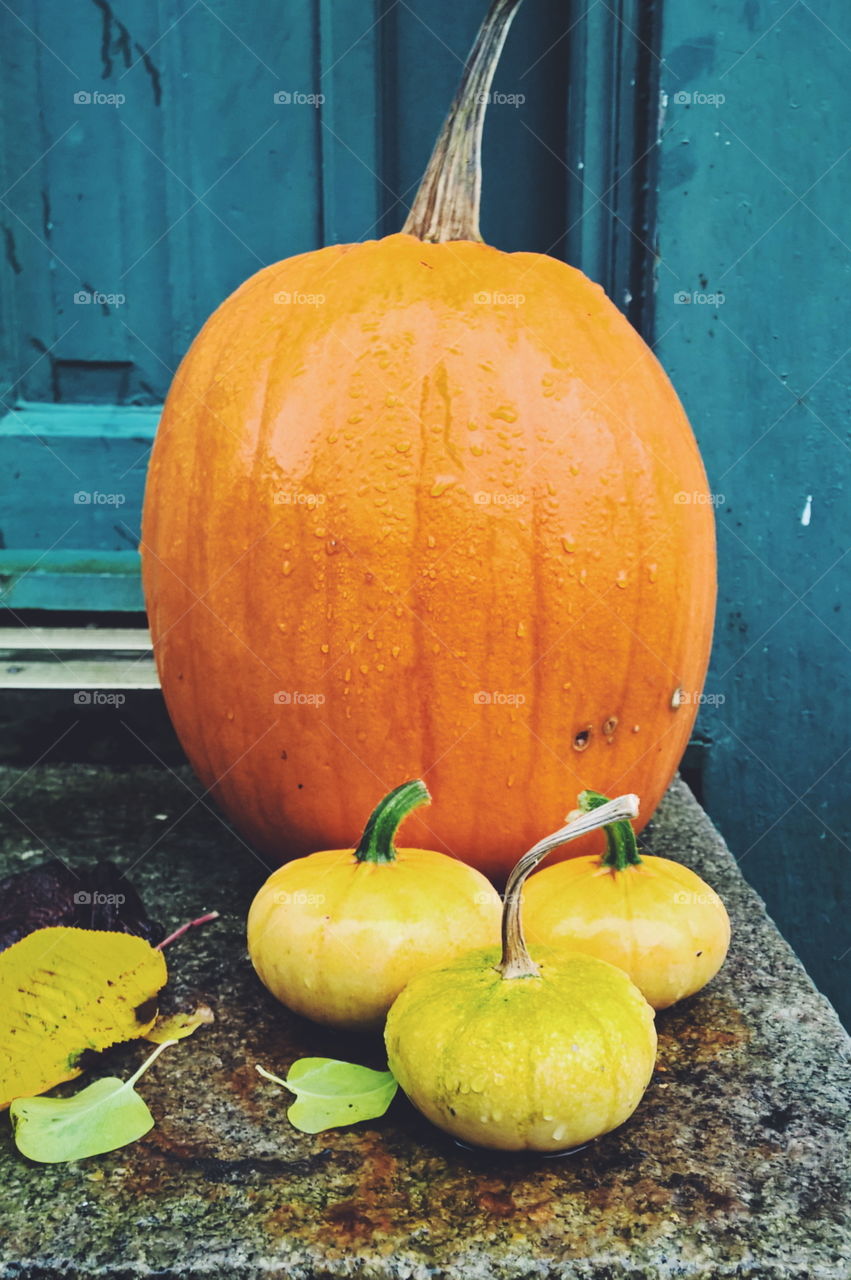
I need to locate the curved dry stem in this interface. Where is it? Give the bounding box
[402,0,526,242]
[497,794,641,979]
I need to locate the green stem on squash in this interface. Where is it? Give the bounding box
[354,780,431,864]
[497,793,641,980]
[402,0,526,243]
[579,789,643,871]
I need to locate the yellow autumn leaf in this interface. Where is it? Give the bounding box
[0,927,168,1110]
[144,1004,215,1044]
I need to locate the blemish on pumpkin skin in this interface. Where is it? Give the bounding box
[573,727,592,751]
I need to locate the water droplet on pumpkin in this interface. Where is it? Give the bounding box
[570,463,580,476]
[377,663,385,671]
[360,663,369,675]
[561,535,576,554]
[344,668,351,683]
[516,621,527,638]
[470,443,484,456]
[491,405,517,423]
[226,710,234,721]
[281,561,294,576]
[385,393,399,407]
[430,476,456,497]
[328,433,338,444]
[616,571,628,588]
[427,534,436,548]
[507,774,515,788]
[314,527,327,538]
[633,724,641,733]
[391,646,400,659]
[348,412,363,424]
[395,439,411,453]
[432,643,441,654]
[647,563,658,583]
[320,643,329,654]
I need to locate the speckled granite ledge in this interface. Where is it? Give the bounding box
[0,765,849,1280]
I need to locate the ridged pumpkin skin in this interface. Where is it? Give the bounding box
[523,855,731,1009]
[385,945,657,1151]
[142,232,716,878]
[247,845,502,1031]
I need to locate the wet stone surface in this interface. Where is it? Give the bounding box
[0,765,849,1279]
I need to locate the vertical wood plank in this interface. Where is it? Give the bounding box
[654,0,851,1024]
[317,0,382,244]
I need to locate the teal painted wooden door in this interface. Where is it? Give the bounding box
[1,1,849,1024]
[653,0,851,1025]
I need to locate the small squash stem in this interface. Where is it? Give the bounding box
[579,790,643,871]
[402,0,526,243]
[354,780,430,864]
[497,794,640,980]
[126,1038,178,1089]
[156,911,220,951]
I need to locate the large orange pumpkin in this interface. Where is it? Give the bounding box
[141,0,716,881]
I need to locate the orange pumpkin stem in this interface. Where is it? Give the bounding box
[354,779,431,864]
[497,793,641,980]
[579,790,643,871]
[402,0,526,243]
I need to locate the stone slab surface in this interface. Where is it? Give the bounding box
[0,766,849,1279]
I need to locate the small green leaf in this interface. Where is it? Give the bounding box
[9,1039,176,1164]
[256,1057,398,1134]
